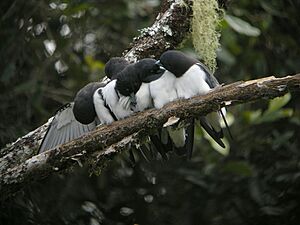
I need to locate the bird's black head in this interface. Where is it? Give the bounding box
[116,58,165,96]
[73,82,105,124]
[159,50,199,77]
[135,58,165,83]
[105,57,130,80]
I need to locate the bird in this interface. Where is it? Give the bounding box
[156,50,232,158]
[115,58,165,111]
[75,57,130,125]
[94,58,165,121]
[38,57,129,153]
[148,57,189,158]
[92,58,166,162]
[113,58,173,160]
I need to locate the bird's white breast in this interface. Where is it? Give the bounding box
[93,88,115,124]
[101,80,133,120]
[135,82,152,111]
[149,71,178,109]
[175,64,211,99]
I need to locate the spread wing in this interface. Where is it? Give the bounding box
[39,103,97,153]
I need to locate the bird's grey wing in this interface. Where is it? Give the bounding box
[196,62,220,88]
[39,102,96,153]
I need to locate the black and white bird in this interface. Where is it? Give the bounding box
[115,58,165,112]
[39,57,129,153]
[113,58,173,160]
[78,57,131,125]
[148,56,191,158]
[155,50,231,157]
[89,57,167,163]
[92,58,165,122]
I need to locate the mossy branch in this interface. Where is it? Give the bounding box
[0,74,300,200]
[0,0,193,174]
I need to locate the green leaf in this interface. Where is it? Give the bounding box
[243,93,293,124]
[203,130,230,156]
[223,161,253,177]
[258,109,293,123]
[63,3,91,15]
[85,56,105,72]
[243,109,262,124]
[224,14,261,37]
[267,93,291,113]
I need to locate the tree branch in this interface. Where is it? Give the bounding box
[123,0,193,62]
[1,74,300,199]
[0,0,193,174]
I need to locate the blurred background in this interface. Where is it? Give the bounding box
[1,0,300,224]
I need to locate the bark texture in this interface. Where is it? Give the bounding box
[124,0,193,62]
[0,0,193,175]
[1,74,300,200]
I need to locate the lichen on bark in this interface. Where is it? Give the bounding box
[192,0,222,72]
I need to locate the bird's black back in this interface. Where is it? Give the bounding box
[161,50,220,88]
[116,58,160,96]
[73,82,105,124]
[115,64,141,96]
[160,50,199,77]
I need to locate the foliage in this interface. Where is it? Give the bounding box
[1,0,300,224]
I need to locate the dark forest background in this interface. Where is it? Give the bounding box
[1,0,300,224]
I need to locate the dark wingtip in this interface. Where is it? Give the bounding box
[150,135,169,160]
[199,117,226,148]
[186,118,195,160]
[218,139,226,148]
[138,145,151,162]
[219,109,233,140]
[128,149,136,166]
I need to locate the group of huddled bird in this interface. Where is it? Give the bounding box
[39,50,231,161]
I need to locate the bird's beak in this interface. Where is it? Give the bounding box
[155,60,165,74]
[155,60,163,67]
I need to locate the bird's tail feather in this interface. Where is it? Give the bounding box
[150,135,168,160]
[186,118,195,160]
[128,149,136,165]
[199,116,225,148]
[219,109,233,140]
[137,145,151,162]
[164,121,195,159]
[167,127,186,148]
